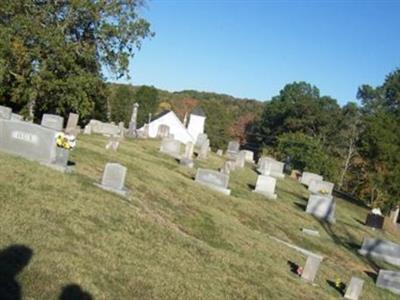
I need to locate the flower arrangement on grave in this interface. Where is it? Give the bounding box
[56,132,76,150]
[296,266,303,276]
[335,277,345,292]
[319,189,328,195]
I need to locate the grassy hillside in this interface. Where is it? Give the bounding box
[0,134,399,299]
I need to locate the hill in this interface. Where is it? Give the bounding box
[0,134,399,299]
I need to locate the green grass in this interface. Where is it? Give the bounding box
[0,134,399,299]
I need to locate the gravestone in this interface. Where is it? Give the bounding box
[344,277,364,300]
[0,119,70,172]
[83,124,92,135]
[160,138,181,159]
[11,113,23,121]
[235,150,246,168]
[359,237,400,266]
[253,175,277,200]
[118,122,125,138]
[89,119,120,136]
[365,212,384,229]
[308,180,334,196]
[195,168,231,195]
[243,150,254,163]
[95,163,130,198]
[128,103,139,137]
[0,105,12,120]
[197,139,209,160]
[65,113,79,135]
[221,160,235,175]
[105,136,120,151]
[301,255,322,283]
[376,270,400,295]
[258,158,271,175]
[195,133,208,148]
[306,194,335,223]
[157,124,170,138]
[226,140,240,158]
[301,172,323,187]
[216,149,223,156]
[180,142,194,168]
[41,114,64,131]
[269,160,285,178]
[301,228,320,237]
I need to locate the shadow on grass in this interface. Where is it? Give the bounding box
[294,202,307,211]
[326,279,345,296]
[59,284,92,300]
[247,183,255,190]
[353,217,365,226]
[287,260,300,275]
[0,244,32,300]
[333,189,367,209]
[0,244,93,300]
[364,270,378,281]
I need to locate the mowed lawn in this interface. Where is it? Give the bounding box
[1,134,399,299]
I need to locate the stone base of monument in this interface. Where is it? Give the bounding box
[196,181,231,195]
[253,190,277,200]
[94,183,131,199]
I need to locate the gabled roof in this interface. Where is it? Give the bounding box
[150,110,172,122]
[190,107,205,117]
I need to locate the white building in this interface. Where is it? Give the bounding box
[138,108,206,145]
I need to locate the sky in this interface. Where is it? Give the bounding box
[109,0,400,105]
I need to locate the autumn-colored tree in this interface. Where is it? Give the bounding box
[228,113,255,144]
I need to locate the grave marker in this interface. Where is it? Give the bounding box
[376,270,400,295]
[195,168,231,195]
[41,114,64,131]
[301,172,323,187]
[359,238,400,266]
[306,194,335,223]
[301,255,322,283]
[160,138,181,159]
[308,180,334,196]
[253,175,277,200]
[0,105,12,120]
[180,142,194,168]
[65,113,79,134]
[95,163,130,198]
[344,277,364,300]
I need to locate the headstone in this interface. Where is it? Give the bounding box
[301,228,320,237]
[235,150,246,168]
[0,105,12,120]
[0,119,70,172]
[157,124,170,138]
[197,139,209,160]
[65,113,79,134]
[83,124,92,135]
[41,114,64,131]
[221,160,235,175]
[195,133,208,148]
[160,138,181,159]
[105,136,120,151]
[257,157,284,178]
[89,120,120,136]
[253,175,277,200]
[301,255,322,283]
[243,150,254,163]
[308,180,334,196]
[118,122,125,137]
[216,149,223,156]
[306,194,335,223]
[344,277,364,300]
[95,163,130,198]
[128,103,139,137]
[226,140,240,158]
[11,113,23,121]
[365,212,384,229]
[359,237,400,266]
[301,172,323,187]
[180,142,194,168]
[376,270,400,295]
[390,207,400,224]
[195,168,231,195]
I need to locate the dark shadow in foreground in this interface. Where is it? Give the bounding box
[59,284,93,300]
[0,244,33,300]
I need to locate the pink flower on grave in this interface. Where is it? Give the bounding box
[297,266,303,276]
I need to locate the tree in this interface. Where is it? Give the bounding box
[0,1,153,122]
[257,82,340,147]
[109,84,136,125]
[358,69,400,210]
[134,85,159,127]
[277,132,338,180]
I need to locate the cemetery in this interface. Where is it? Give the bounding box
[0,2,399,299]
[1,130,400,299]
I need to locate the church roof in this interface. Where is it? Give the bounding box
[150,110,172,122]
[190,107,205,117]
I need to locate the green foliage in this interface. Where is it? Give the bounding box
[277,132,338,180]
[0,1,153,121]
[109,84,136,125]
[358,69,400,209]
[257,82,340,146]
[134,86,159,127]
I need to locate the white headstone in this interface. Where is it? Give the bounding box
[0,105,12,120]
[306,194,335,223]
[308,179,334,196]
[65,113,79,134]
[160,138,182,159]
[376,270,400,295]
[344,277,364,300]
[95,163,130,198]
[359,237,400,267]
[301,255,322,283]
[253,175,277,200]
[195,168,231,195]
[301,172,323,186]
[41,114,64,131]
